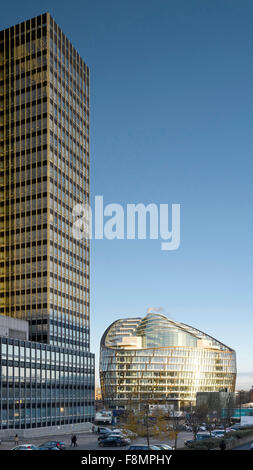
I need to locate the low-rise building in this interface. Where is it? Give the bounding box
[0,315,94,430]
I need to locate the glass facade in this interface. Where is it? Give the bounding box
[0,13,94,429]
[0,335,94,429]
[100,313,236,410]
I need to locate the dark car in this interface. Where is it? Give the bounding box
[196,433,214,441]
[39,441,66,450]
[97,431,124,441]
[99,437,130,447]
[38,445,60,450]
[184,440,195,448]
[98,433,114,441]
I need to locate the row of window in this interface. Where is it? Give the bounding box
[2,86,47,107]
[49,39,87,90]
[4,99,47,118]
[49,161,88,195]
[0,406,95,421]
[1,341,94,363]
[49,79,87,123]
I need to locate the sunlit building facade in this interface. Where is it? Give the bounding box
[0,13,95,429]
[100,313,236,410]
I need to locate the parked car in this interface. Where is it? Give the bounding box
[183,425,192,432]
[39,441,66,450]
[97,430,113,440]
[227,426,243,432]
[128,445,161,450]
[11,444,39,450]
[250,442,253,450]
[106,431,124,437]
[98,432,123,441]
[99,436,130,447]
[97,427,112,434]
[212,430,225,438]
[99,428,127,439]
[155,444,173,450]
[38,444,60,450]
[184,440,195,448]
[108,428,123,433]
[122,430,137,439]
[196,433,215,441]
[98,433,110,441]
[227,424,241,431]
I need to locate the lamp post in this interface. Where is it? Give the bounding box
[144,404,150,447]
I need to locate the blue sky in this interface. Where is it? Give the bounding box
[1,0,253,389]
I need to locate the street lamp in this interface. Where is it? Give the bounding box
[144,404,150,447]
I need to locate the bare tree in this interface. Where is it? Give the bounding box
[167,405,182,449]
[121,400,168,446]
[187,405,208,440]
[222,394,235,432]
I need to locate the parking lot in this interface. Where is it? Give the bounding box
[0,430,193,450]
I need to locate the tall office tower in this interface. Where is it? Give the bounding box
[0,13,95,430]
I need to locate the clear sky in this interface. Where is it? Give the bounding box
[1,0,252,390]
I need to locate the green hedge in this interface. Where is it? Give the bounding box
[185,428,253,450]
[186,438,223,450]
[226,428,253,440]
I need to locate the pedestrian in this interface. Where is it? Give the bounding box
[14,434,19,446]
[72,434,77,447]
[70,434,74,447]
[219,439,226,451]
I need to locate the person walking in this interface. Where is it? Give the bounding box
[219,439,226,451]
[72,434,77,447]
[14,434,19,446]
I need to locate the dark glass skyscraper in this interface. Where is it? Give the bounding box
[0,13,94,430]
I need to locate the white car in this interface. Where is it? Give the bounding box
[106,431,124,438]
[155,444,173,450]
[122,430,137,439]
[212,430,225,438]
[226,427,238,432]
[11,444,39,450]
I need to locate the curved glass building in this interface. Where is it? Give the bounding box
[100,313,236,409]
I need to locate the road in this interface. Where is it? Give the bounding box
[0,433,252,450]
[0,430,193,451]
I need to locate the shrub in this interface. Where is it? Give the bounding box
[186,438,222,450]
[185,429,253,450]
[226,428,253,440]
